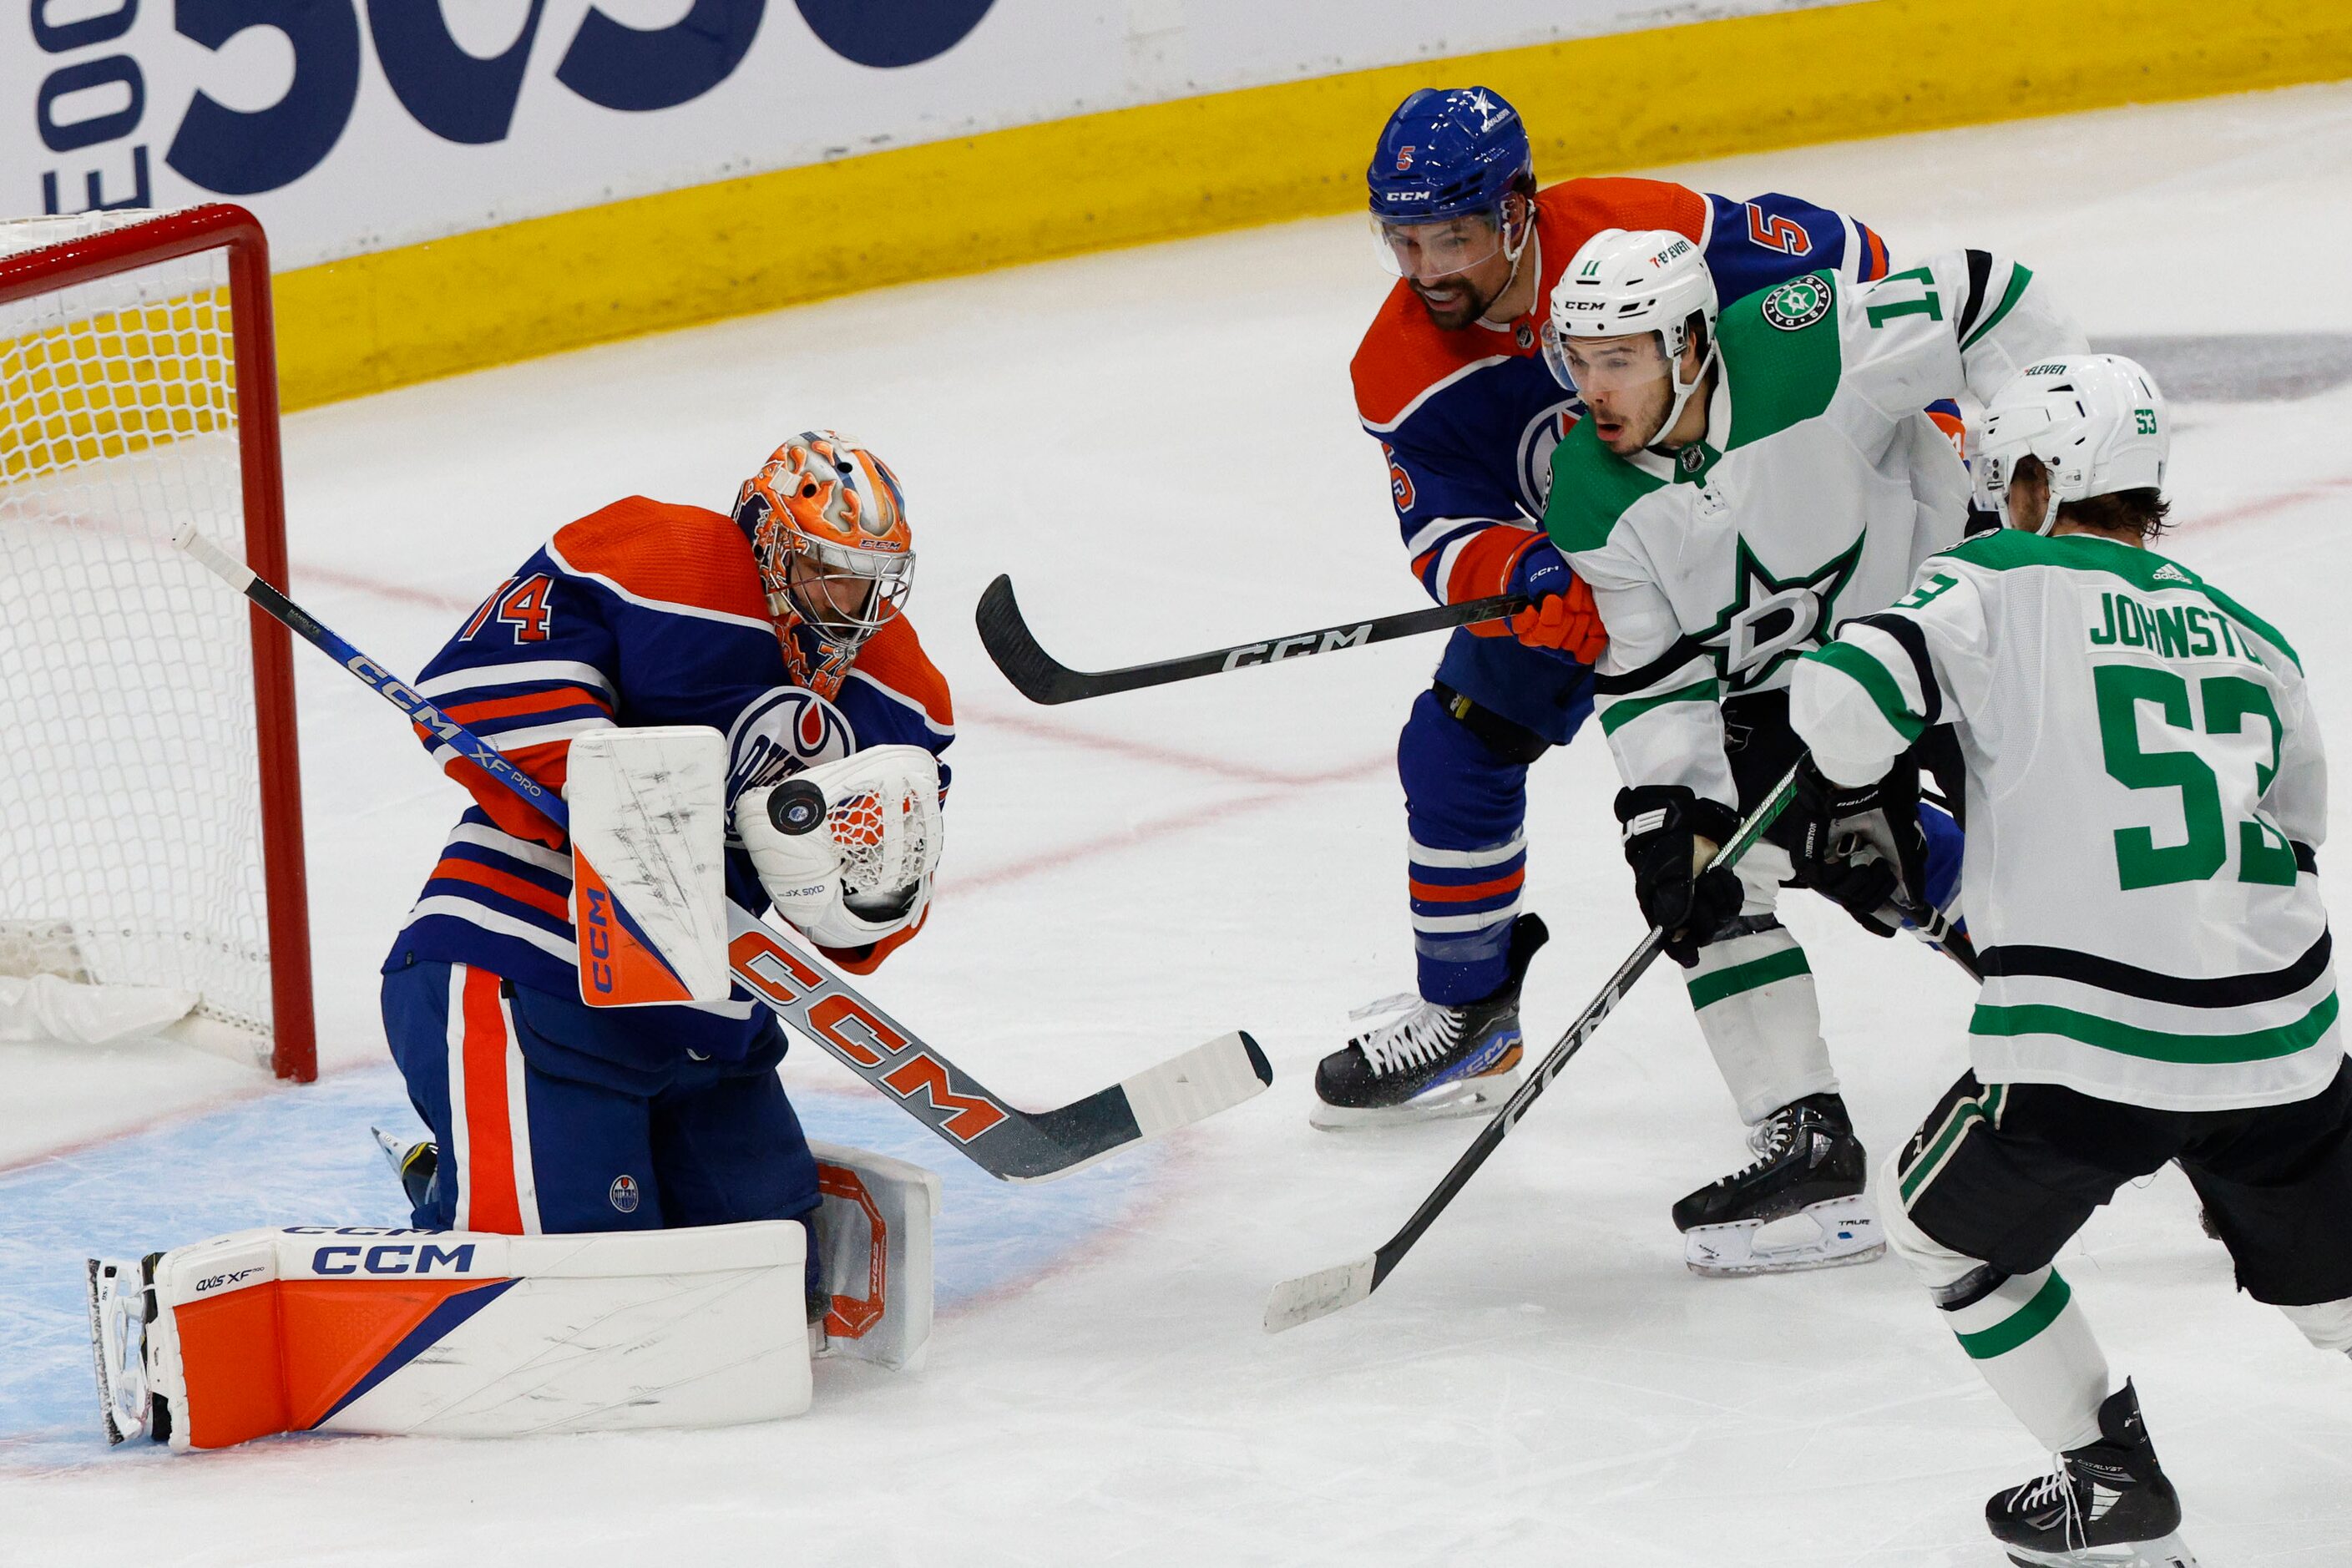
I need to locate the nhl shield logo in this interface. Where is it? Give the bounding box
[609,1174,640,1214]
[1679,446,1707,475]
[1761,278,1830,331]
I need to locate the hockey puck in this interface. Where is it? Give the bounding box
[768,778,827,836]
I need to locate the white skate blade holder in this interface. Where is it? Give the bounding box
[2001,1532,2201,1567]
[1307,1067,1521,1131]
[1683,1194,1885,1278]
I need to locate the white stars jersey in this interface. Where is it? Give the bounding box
[1792,529,2339,1111]
[1545,249,2084,807]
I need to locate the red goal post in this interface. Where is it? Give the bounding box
[0,205,316,1081]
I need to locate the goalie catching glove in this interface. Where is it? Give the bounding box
[738,745,944,972]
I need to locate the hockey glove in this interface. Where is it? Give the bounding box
[1784,756,1928,938]
[1616,785,1745,967]
[1506,542,1607,663]
[737,746,944,971]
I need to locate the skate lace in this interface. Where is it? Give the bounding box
[1348,994,1464,1076]
[2011,1459,2089,1550]
[1726,1109,1802,1179]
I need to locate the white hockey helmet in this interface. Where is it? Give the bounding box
[1544,229,1719,441]
[1975,355,2169,535]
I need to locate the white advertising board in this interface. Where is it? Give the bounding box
[4,0,1815,270]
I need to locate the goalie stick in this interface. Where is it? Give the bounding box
[177,527,1271,1183]
[977,574,1526,705]
[1263,763,1803,1333]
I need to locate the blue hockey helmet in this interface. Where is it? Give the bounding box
[1366,87,1532,223]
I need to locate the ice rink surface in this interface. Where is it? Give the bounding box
[8,82,2352,1565]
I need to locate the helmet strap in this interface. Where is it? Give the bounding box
[2035,488,2064,536]
[1650,326,1719,455]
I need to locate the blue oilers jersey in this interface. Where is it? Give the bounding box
[383,495,955,1062]
[1353,180,1896,611]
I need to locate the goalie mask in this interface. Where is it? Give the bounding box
[733,432,916,700]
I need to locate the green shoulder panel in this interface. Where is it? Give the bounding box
[1719,270,1844,451]
[1937,529,2304,671]
[1544,417,1665,556]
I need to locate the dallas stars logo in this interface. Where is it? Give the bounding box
[1761,278,1830,331]
[1694,535,1866,690]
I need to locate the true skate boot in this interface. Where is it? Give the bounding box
[1986,1382,2199,1567]
[1310,915,1547,1130]
[1672,1091,1884,1276]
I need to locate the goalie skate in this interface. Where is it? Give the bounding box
[86,1255,156,1445]
[1674,1093,1885,1277]
[1310,916,1546,1130]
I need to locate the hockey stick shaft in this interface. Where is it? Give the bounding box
[1265,764,1803,1332]
[977,573,1526,705]
[179,528,1269,1181]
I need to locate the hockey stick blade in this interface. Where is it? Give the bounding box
[977,573,1525,706]
[1263,1257,1376,1333]
[1263,765,1804,1332]
[180,527,1273,1183]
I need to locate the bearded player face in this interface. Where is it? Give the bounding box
[1378,195,1530,331]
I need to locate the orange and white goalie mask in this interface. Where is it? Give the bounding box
[732,432,916,701]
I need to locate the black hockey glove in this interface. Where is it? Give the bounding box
[1616,785,1745,968]
[1784,756,1929,938]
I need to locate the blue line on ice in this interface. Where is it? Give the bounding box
[0,1064,1158,1467]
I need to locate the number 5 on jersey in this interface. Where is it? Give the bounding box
[2094,663,2298,890]
[461,573,556,643]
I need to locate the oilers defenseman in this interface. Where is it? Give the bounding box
[378,433,953,1296]
[1313,85,1943,1129]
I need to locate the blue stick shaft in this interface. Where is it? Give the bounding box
[178,526,570,835]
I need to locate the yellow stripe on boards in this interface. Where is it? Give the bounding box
[270,0,2352,410]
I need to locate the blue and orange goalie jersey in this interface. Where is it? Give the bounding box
[1353,179,1908,609]
[383,497,955,1061]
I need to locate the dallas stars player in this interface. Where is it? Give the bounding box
[1788,354,2351,1567]
[1543,228,2086,1276]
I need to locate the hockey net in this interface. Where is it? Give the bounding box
[0,205,314,1080]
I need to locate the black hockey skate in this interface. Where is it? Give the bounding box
[1309,915,1547,1130]
[1672,1092,1884,1277]
[1986,1382,2200,1567]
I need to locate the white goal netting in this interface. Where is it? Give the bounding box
[0,210,276,1059]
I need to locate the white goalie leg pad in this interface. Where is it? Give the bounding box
[738,745,944,952]
[810,1141,943,1372]
[567,726,731,1005]
[92,1221,810,1450]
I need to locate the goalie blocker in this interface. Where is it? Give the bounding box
[89,1143,940,1449]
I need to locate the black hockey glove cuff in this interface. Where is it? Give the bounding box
[1616,786,1744,968]
[1785,757,1927,938]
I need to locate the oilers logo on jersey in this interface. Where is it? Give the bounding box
[726,685,857,803]
[1515,404,1580,513]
